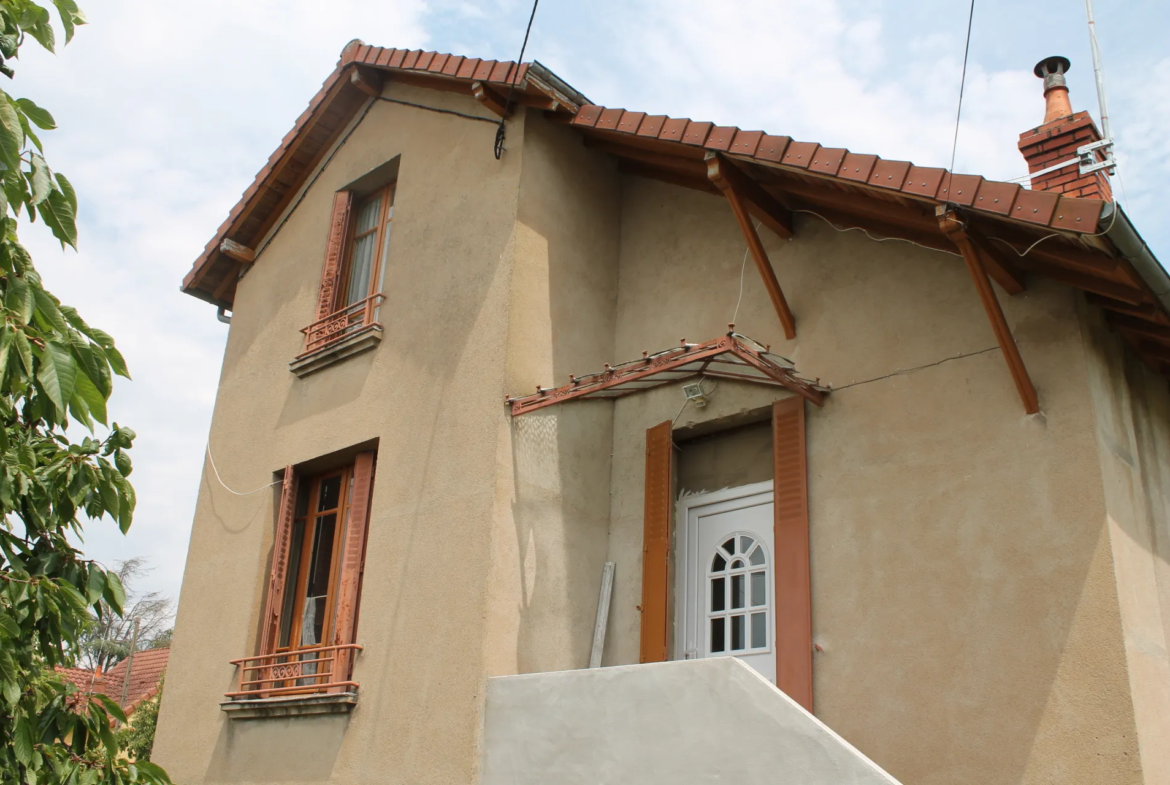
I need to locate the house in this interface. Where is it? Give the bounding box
[151,40,1170,784]
[57,648,170,717]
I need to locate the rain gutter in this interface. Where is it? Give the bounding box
[1101,202,1170,313]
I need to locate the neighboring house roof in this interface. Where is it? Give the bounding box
[181,41,1170,379]
[55,648,169,714]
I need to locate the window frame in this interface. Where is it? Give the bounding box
[337,182,395,310]
[276,465,353,655]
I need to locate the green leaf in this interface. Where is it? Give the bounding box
[37,185,77,249]
[55,171,77,215]
[14,714,34,765]
[16,98,56,130]
[25,17,55,53]
[0,324,11,381]
[6,274,32,323]
[93,692,126,724]
[32,284,69,334]
[13,328,32,375]
[84,563,105,604]
[52,0,87,44]
[105,343,129,379]
[28,154,51,206]
[0,611,16,637]
[0,91,22,170]
[19,109,41,153]
[37,340,78,414]
[73,366,105,425]
[102,569,125,615]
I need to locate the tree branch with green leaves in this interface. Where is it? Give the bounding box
[0,2,171,782]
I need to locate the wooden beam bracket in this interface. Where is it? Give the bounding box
[937,206,1039,414]
[707,152,796,339]
[705,152,793,240]
[472,81,512,118]
[349,66,383,99]
[219,238,255,264]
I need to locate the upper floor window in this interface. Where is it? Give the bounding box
[295,175,397,367]
[342,184,394,309]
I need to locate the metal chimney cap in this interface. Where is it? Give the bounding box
[1034,56,1071,79]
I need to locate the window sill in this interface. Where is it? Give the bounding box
[220,691,358,720]
[290,324,382,378]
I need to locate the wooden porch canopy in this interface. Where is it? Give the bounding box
[566,104,1170,410]
[507,333,828,416]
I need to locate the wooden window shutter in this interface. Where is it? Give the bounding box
[259,466,298,656]
[773,397,813,711]
[640,421,674,664]
[316,191,354,319]
[333,451,376,649]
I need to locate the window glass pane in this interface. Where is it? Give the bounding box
[731,574,745,609]
[710,577,725,612]
[722,538,735,554]
[751,612,767,648]
[373,222,392,294]
[749,546,765,566]
[751,571,766,606]
[354,196,381,235]
[710,617,725,653]
[318,476,341,512]
[731,559,744,570]
[740,536,754,552]
[346,233,377,306]
[711,553,726,572]
[299,512,337,646]
[731,615,745,651]
[277,518,306,648]
[294,483,310,517]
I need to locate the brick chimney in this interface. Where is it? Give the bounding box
[1017,56,1112,201]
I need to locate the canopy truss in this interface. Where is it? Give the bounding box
[507,333,828,416]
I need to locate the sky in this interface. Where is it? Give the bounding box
[11,0,1168,607]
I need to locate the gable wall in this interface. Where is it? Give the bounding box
[154,81,526,785]
[601,174,1141,784]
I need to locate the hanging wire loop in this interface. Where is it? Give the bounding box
[494,0,540,159]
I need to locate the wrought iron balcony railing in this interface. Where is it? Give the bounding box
[299,294,385,356]
[224,643,363,700]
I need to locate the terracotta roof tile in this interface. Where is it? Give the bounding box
[781,141,818,169]
[808,147,846,176]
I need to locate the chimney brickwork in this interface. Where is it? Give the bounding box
[1018,113,1113,201]
[1018,56,1112,203]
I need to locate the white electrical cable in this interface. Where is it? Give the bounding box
[730,219,761,325]
[205,442,282,496]
[794,209,961,257]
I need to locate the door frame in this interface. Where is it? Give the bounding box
[674,480,775,666]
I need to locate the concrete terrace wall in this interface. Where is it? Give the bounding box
[153,81,525,785]
[481,657,902,785]
[601,174,1142,784]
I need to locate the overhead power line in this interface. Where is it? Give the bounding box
[494,0,540,160]
[948,0,976,182]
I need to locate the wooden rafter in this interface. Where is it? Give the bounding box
[349,67,383,98]
[705,152,793,240]
[706,153,797,340]
[219,239,255,264]
[471,81,511,118]
[938,206,1039,414]
[619,161,718,195]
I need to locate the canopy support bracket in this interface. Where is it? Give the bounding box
[938,206,1039,414]
[706,152,796,340]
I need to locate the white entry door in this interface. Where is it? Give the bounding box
[676,482,775,683]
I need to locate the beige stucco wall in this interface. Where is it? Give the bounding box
[1079,302,1170,783]
[154,82,526,785]
[155,77,1152,785]
[601,175,1141,784]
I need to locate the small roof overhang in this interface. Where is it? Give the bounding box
[507,333,828,416]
